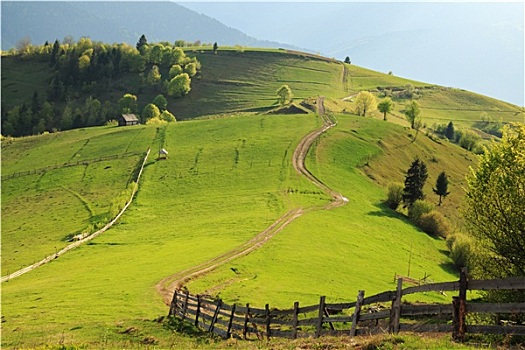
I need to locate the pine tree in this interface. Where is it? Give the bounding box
[445,121,455,140]
[49,39,60,67]
[433,171,450,206]
[136,34,148,52]
[402,157,428,207]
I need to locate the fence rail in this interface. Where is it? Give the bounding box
[169,270,525,341]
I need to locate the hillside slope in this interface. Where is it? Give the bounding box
[1,49,523,348]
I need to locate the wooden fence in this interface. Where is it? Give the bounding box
[169,270,525,341]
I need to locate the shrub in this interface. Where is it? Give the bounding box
[418,211,451,238]
[448,234,472,269]
[458,130,481,151]
[408,200,434,223]
[385,183,404,210]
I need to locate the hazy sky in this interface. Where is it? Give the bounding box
[181,2,524,106]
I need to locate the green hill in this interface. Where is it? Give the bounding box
[1,48,523,348]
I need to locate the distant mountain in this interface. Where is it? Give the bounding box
[182,2,524,107]
[0,1,293,51]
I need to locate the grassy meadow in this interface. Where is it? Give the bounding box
[2,48,523,349]
[1,126,157,275]
[185,115,464,308]
[1,114,326,348]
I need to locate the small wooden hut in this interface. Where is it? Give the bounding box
[118,114,140,126]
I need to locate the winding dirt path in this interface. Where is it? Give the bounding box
[156,98,347,305]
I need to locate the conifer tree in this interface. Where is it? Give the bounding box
[445,121,455,140]
[433,171,450,206]
[402,157,428,207]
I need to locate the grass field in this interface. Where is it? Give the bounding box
[1,114,325,348]
[2,48,522,349]
[185,115,463,307]
[1,125,157,274]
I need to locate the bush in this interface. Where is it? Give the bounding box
[448,234,472,269]
[408,200,434,223]
[418,211,451,238]
[385,183,404,210]
[458,130,481,151]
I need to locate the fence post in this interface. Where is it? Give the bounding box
[265,303,271,339]
[389,278,403,334]
[194,295,201,327]
[226,304,236,338]
[169,290,178,317]
[315,296,326,338]
[209,299,222,334]
[350,290,365,336]
[452,268,468,341]
[292,301,299,339]
[243,303,250,340]
[182,291,189,321]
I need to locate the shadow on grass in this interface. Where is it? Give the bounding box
[439,261,459,276]
[164,316,208,338]
[367,202,409,221]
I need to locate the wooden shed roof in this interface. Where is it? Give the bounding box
[121,114,139,122]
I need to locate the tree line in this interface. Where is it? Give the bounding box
[2,35,201,137]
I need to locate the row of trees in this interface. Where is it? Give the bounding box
[354,91,422,130]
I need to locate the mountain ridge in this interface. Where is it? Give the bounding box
[0,1,299,51]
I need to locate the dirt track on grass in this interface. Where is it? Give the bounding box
[156,98,348,305]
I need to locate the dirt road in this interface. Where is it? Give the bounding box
[156,98,347,305]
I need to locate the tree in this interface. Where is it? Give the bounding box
[402,157,428,207]
[276,85,293,106]
[445,121,455,140]
[433,171,450,206]
[344,56,351,64]
[354,91,377,117]
[184,62,197,77]
[464,124,525,280]
[136,34,148,52]
[149,44,163,65]
[160,110,176,122]
[145,65,161,86]
[119,93,138,114]
[213,42,218,54]
[152,94,168,111]
[377,97,393,121]
[49,39,60,67]
[142,103,160,123]
[167,73,191,97]
[404,100,421,129]
[78,54,90,71]
[169,64,183,79]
